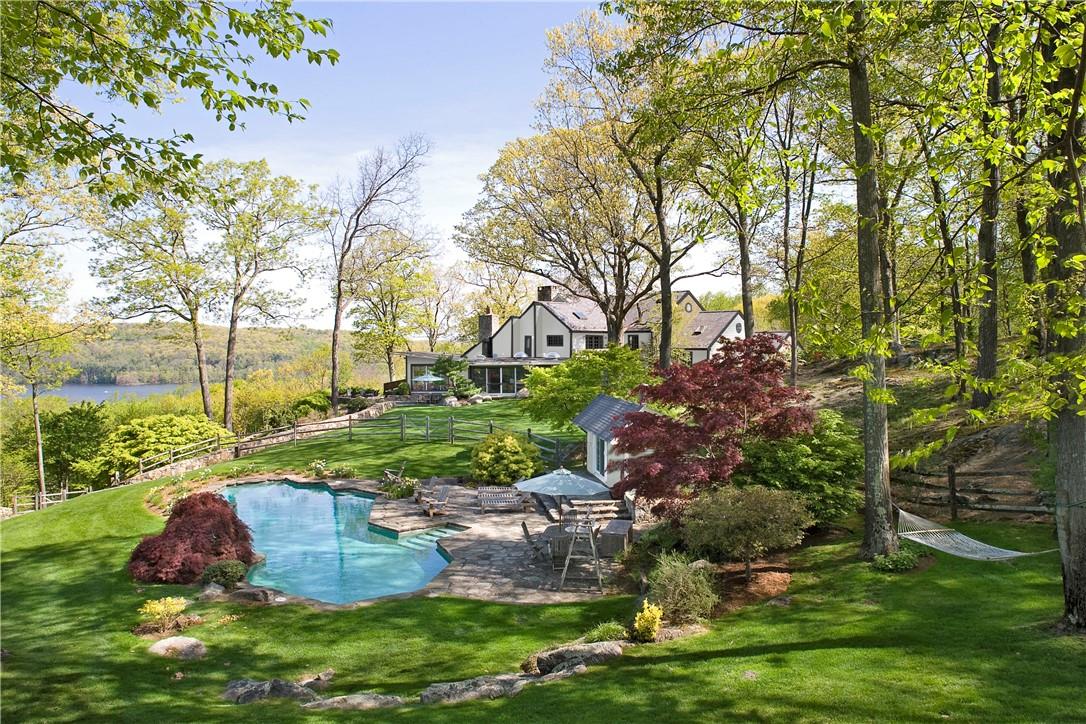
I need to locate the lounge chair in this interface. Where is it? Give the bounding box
[521,522,549,561]
[478,489,530,513]
[420,485,450,518]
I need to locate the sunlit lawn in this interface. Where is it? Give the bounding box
[2,471,1083,722]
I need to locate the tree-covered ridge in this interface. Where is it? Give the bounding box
[64,322,333,385]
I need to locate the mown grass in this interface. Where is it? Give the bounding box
[3,480,1082,723]
[203,400,584,482]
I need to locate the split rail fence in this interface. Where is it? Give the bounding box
[891,464,1054,519]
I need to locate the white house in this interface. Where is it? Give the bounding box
[571,393,643,488]
[402,285,746,396]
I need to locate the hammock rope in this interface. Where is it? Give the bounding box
[895,507,1058,561]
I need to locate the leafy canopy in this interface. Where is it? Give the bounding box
[1,0,338,203]
[523,346,650,430]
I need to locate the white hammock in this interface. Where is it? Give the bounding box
[895,507,1058,561]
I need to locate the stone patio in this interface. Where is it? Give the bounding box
[214,475,626,605]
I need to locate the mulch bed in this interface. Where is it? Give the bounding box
[711,553,792,615]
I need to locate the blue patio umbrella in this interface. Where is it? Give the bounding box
[514,468,610,497]
[412,373,444,383]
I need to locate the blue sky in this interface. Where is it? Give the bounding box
[63,2,728,327]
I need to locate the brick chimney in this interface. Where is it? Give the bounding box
[537,285,554,302]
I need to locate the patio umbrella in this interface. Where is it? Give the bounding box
[514,468,610,497]
[412,373,444,383]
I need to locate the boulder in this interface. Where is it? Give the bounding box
[223,678,320,704]
[515,388,530,399]
[522,641,623,676]
[198,583,226,601]
[419,674,529,704]
[231,587,272,603]
[540,662,587,682]
[655,623,709,642]
[298,669,335,691]
[148,636,206,660]
[468,394,485,403]
[481,395,493,402]
[442,396,457,407]
[303,693,404,710]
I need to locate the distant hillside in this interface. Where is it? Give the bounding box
[67,322,331,384]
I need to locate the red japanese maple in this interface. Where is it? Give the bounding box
[128,492,255,584]
[611,334,814,510]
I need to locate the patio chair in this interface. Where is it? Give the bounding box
[520,522,549,561]
[478,489,530,513]
[420,485,450,518]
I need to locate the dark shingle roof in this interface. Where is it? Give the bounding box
[572,394,643,441]
[676,310,741,350]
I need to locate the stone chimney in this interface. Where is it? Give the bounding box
[478,307,497,349]
[537,285,554,302]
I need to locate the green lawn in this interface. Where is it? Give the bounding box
[2,400,1083,722]
[203,400,584,481]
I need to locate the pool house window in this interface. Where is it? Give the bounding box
[585,335,604,349]
[595,436,606,475]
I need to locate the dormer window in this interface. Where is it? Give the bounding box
[685,302,693,313]
[736,321,743,334]
[692,325,704,336]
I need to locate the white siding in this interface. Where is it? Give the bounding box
[586,431,627,488]
[535,305,569,357]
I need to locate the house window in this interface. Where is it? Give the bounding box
[626,334,639,350]
[546,334,563,347]
[736,321,743,335]
[585,335,604,349]
[481,340,492,357]
[685,302,693,313]
[524,335,533,357]
[595,436,606,475]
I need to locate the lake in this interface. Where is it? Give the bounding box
[28,383,192,403]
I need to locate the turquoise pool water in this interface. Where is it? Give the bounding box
[221,481,456,604]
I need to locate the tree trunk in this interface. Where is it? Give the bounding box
[330,290,346,415]
[745,557,752,582]
[223,297,242,432]
[848,5,897,560]
[31,381,46,510]
[386,350,395,383]
[189,314,214,420]
[658,245,673,368]
[788,295,800,386]
[1046,31,1086,631]
[973,21,1002,409]
[737,209,755,339]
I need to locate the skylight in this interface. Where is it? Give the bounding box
[572,311,587,320]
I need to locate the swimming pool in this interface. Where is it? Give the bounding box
[221,481,458,604]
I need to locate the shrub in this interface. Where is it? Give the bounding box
[139,596,188,633]
[871,543,924,573]
[731,409,863,525]
[93,414,232,479]
[306,459,329,477]
[201,559,248,589]
[396,382,410,395]
[583,620,628,643]
[128,492,255,584]
[617,522,681,585]
[380,475,418,500]
[632,599,663,643]
[648,552,719,624]
[470,432,544,486]
[523,346,650,430]
[682,485,813,580]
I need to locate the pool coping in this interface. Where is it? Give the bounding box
[204,475,619,608]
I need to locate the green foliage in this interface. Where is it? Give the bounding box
[470,432,544,485]
[379,476,419,500]
[431,355,481,399]
[871,544,924,574]
[523,346,650,429]
[2,0,337,201]
[396,382,411,395]
[137,596,188,634]
[682,486,813,577]
[94,414,232,479]
[201,560,248,589]
[631,599,663,643]
[42,402,114,490]
[583,620,628,643]
[647,552,719,624]
[732,410,863,525]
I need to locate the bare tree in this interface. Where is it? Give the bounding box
[324,134,430,412]
[417,262,461,352]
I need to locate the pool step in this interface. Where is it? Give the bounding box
[394,527,458,550]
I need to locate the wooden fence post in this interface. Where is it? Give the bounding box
[293,421,298,446]
[169,449,175,464]
[489,420,494,434]
[138,459,144,475]
[947,464,958,521]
